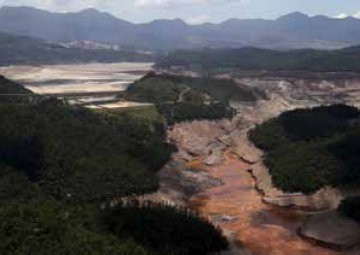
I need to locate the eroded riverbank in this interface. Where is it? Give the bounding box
[150,117,348,254]
[188,156,339,255]
[142,71,360,254]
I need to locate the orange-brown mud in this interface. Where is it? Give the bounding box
[188,154,340,255]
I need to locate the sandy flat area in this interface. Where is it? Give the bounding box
[26,81,131,94]
[0,62,153,95]
[86,102,153,109]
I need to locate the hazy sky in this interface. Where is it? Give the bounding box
[1,0,360,24]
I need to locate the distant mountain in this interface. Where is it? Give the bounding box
[0,7,359,50]
[0,7,136,43]
[0,31,155,66]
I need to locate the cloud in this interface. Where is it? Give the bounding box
[1,0,108,11]
[334,10,360,19]
[334,13,348,19]
[186,14,211,24]
[134,0,240,9]
[353,11,360,19]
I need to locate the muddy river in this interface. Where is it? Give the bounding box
[189,156,339,255]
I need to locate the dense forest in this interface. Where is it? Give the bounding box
[0,31,154,66]
[0,75,34,103]
[249,104,360,194]
[338,196,360,222]
[157,102,236,125]
[124,72,258,123]
[104,200,228,254]
[124,73,187,104]
[0,76,228,254]
[156,47,360,73]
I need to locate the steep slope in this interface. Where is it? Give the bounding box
[0,75,32,95]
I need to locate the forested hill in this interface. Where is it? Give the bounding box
[0,75,32,94]
[0,77,228,254]
[0,31,155,66]
[156,46,360,73]
[249,104,360,194]
[124,72,263,124]
[250,104,360,223]
[0,75,34,103]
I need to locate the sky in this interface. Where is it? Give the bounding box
[1,0,360,24]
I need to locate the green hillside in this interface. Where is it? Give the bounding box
[0,77,228,254]
[124,72,260,124]
[249,104,360,194]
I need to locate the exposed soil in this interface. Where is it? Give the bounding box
[147,116,349,254]
[145,71,360,254]
[189,154,340,255]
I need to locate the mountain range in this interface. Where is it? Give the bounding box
[0,6,359,50]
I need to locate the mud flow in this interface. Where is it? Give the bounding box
[189,157,339,255]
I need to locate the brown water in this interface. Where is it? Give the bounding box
[189,156,340,255]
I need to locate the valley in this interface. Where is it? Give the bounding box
[3,59,360,254]
[9,62,360,254]
[2,63,360,255]
[2,59,360,254]
[1,3,360,255]
[143,69,360,254]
